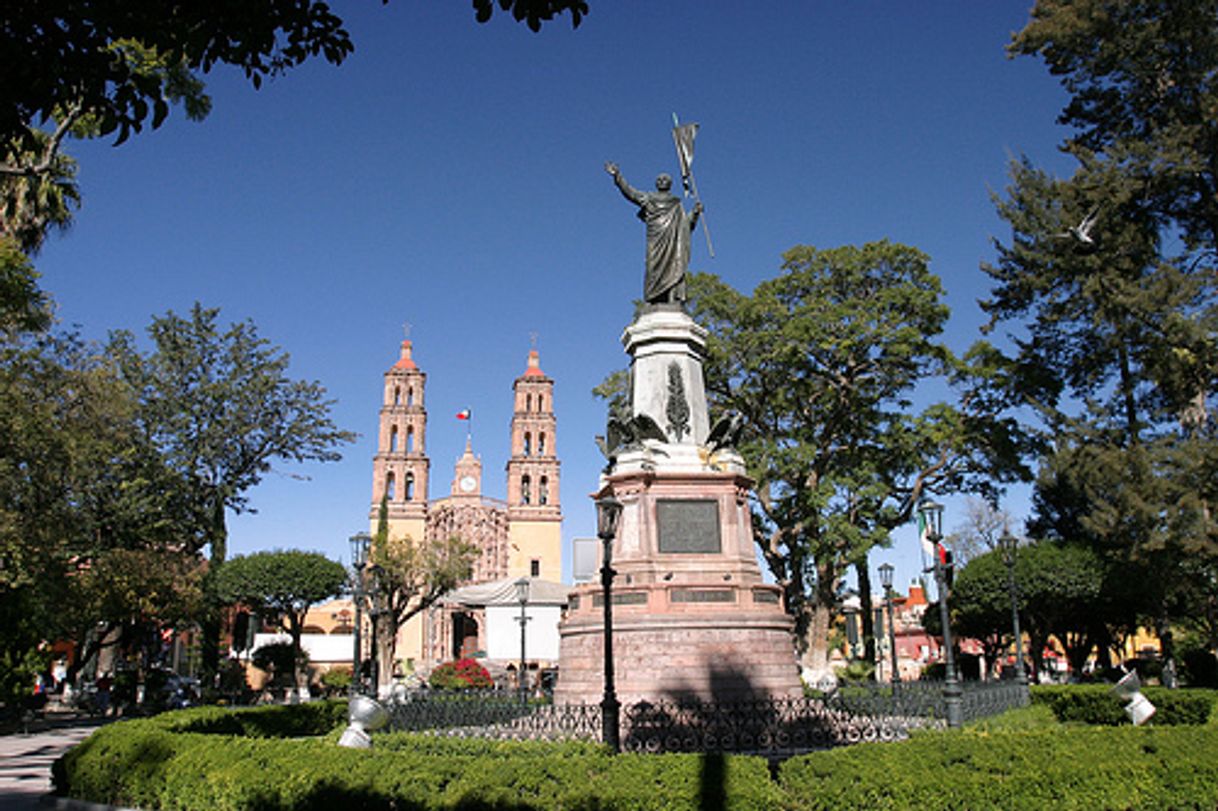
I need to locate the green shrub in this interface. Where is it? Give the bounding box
[54,704,781,811]
[319,668,353,696]
[778,725,1218,810]
[1032,684,1216,726]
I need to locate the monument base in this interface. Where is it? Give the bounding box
[554,580,803,704]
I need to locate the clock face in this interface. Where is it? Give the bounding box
[459,475,477,493]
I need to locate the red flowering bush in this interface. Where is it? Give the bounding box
[428,658,492,690]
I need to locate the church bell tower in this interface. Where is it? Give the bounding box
[369,339,429,542]
[505,348,561,581]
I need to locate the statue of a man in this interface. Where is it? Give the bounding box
[606,161,703,305]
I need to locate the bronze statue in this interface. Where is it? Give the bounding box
[605,161,703,304]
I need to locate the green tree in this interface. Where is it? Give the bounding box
[0,2,587,328]
[947,541,1104,680]
[106,303,356,675]
[215,550,347,692]
[681,242,1027,677]
[981,0,1218,679]
[0,330,197,684]
[367,495,477,692]
[1,1,586,160]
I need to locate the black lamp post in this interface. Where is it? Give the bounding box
[596,493,623,753]
[349,532,371,697]
[878,562,900,691]
[514,576,530,702]
[920,500,962,727]
[1000,532,1028,693]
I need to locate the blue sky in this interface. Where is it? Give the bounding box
[33,2,1076,593]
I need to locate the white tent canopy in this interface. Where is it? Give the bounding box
[440,576,570,608]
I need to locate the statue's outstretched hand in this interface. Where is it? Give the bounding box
[604,161,619,176]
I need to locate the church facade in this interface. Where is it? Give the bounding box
[368,339,563,675]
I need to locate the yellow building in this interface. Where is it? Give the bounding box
[366,339,562,673]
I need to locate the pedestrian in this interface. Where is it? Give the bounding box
[95,673,112,717]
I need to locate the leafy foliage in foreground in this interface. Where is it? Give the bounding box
[779,724,1218,810]
[53,698,1218,811]
[54,702,780,811]
[1030,685,1217,727]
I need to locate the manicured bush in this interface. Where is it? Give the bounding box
[1032,684,1216,726]
[428,657,493,690]
[54,703,781,810]
[778,725,1218,810]
[54,698,1218,810]
[319,668,353,696]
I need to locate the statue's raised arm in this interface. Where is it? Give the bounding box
[606,160,699,305]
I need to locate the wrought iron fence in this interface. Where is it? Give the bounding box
[385,690,600,742]
[958,678,1030,721]
[378,679,1029,757]
[823,678,1030,723]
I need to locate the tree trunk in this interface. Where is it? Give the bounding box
[798,602,834,688]
[290,621,307,699]
[200,494,228,683]
[376,612,397,698]
[1158,613,1178,688]
[1027,630,1048,683]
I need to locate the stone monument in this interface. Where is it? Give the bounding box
[554,156,802,705]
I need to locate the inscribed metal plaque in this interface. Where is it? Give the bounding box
[671,589,735,604]
[657,499,720,554]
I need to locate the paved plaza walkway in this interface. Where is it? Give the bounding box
[0,717,108,810]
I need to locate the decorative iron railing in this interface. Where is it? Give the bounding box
[378,679,1029,757]
[386,691,600,742]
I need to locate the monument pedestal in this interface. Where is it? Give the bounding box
[556,308,802,704]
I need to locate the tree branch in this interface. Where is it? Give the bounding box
[0,107,81,178]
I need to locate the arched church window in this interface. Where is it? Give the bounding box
[521,475,531,505]
[407,387,414,406]
[539,476,549,505]
[405,473,415,501]
[386,472,396,501]
[538,394,544,411]
[523,432,531,456]
[526,393,533,412]
[393,386,401,406]
[538,432,546,455]
[389,426,399,453]
[407,426,415,453]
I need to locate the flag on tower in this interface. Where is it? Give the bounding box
[456,409,471,420]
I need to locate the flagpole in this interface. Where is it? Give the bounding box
[672,114,715,259]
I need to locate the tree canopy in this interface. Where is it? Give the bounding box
[367,495,477,690]
[215,549,347,688]
[982,0,1218,678]
[106,303,355,673]
[680,242,1027,676]
[0,1,587,151]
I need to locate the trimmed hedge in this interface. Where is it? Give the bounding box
[53,702,781,810]
[778,725,1218,810]
[1031,685,1217,726]
[54,699,1218,810]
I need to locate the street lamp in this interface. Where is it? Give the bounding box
[514,576,530,702]
[878,563,900,691]
[1000,532,1028,694]
[595,493,623,753]
[349,532,371,697]
[920,500,962,727]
